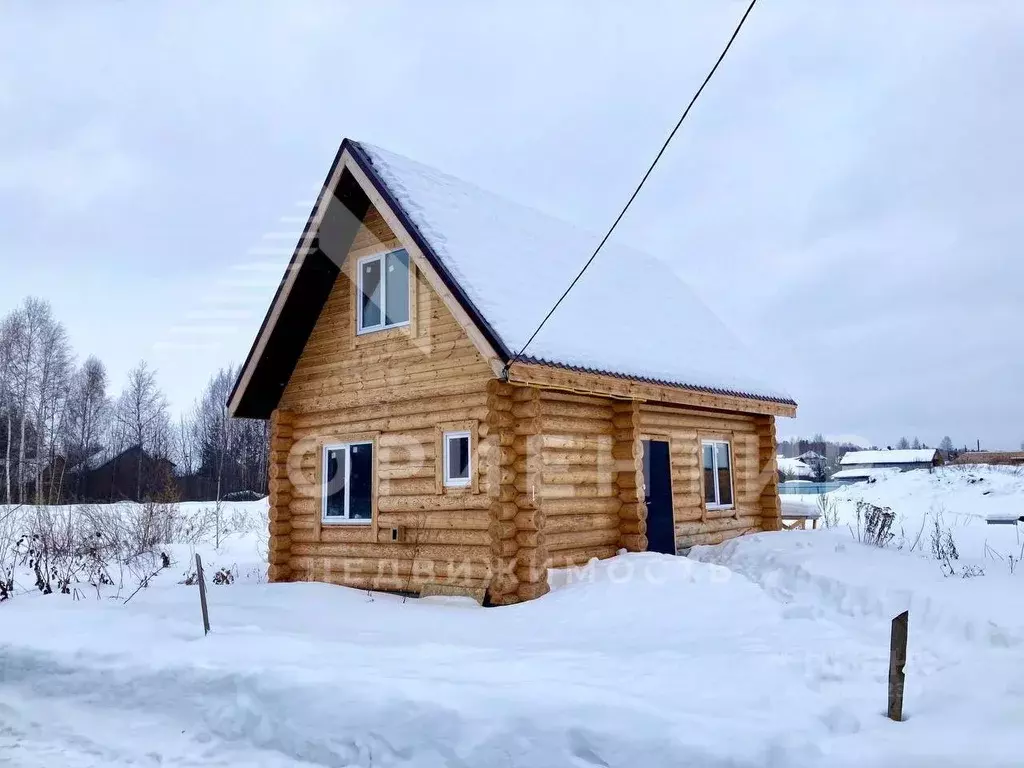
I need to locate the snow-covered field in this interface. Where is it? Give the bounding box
[803,464,1024,571]
[2,467,1023,767]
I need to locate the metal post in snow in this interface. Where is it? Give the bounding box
[196,553,211,636]
[888,610,909,721]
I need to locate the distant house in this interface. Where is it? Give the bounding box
[777,456,814,479]
[839,449,942,473]
[229,138,797,604]
[796,450,826,470]
[952,451,1024,467]
[82,445,176,502]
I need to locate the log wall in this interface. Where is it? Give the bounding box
[484,380,522,604]
[262,205,785,601]
[273,205,497,593]
[267,408,294,582]
[531,391,623,568]
[637,404,780,549]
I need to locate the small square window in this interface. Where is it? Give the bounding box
[443,431,471,488]
[701,439,734,510]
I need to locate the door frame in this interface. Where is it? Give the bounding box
[640,433,678,556]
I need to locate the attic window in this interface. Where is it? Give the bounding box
[358,249,410,333]
[702,440,734,510]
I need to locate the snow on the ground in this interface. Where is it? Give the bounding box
[799,464,1024,570]
[2,473,1024,767]
[0,500,269,601]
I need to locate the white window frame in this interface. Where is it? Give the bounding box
[702,439,734,510]
[356,249,410,334]
[442,431,472,488]
[321,441,374,525]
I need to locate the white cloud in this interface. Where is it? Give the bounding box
[0,122,147,211]
[1,1,1022,448]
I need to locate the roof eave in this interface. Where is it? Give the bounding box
[227,142,351,418]
[507,359,797,418]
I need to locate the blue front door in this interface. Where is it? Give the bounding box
[642,439,675,555]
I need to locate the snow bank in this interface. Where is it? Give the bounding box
[2,553,830,767]
[805,465,1024,568]
[692,531,1024,647]
[4,489,1024,765]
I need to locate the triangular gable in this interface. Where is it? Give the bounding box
[231,139,797,419]
[356,143,794,406]
[228,140,509,418]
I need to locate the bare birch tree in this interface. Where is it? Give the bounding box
[9,298,60,503]
[63,356,109,498]
[174,413,198,479]
[0,314,22,503]
[115,361,170,501]
[34,317,72,502]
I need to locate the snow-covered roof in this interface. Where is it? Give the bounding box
[840,449,938,466]
[355,142,792,405]
[832,468,894,480]
[777,456,814,478]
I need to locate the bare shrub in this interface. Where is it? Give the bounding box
[817,494,840,529]
[0,504,23,601]
[930,511,961,577]
[180,559,235,586]
[19,506,110,595]
[849,501,895,547]
[1,501,264,601]
[179,502,259,551]
[925,507,985,578]
[121,501,183,556]
[5,503,185,599]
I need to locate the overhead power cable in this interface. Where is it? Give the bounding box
[501,0,760,379]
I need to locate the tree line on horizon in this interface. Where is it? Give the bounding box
[0,296,267,506]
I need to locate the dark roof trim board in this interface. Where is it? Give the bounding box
[229,138,796,419]
[347,141,513,364]
[227,145,351,418]
[517,356,797,406]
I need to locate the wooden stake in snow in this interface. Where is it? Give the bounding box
[195,553,211,636]
[888,610,909,721]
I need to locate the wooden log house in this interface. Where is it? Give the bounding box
[229,139,797,604]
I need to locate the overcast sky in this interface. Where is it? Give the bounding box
[2,1,1022,449]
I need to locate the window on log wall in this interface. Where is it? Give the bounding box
[702,440,734,509]
[357,248,410,333]
[322,442,374,523]
[443,431,471,488]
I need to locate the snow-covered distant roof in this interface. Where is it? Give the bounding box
[840,449,938,466]
[832,468,896,480]
[355,142,792,405]
[777,456,814,478]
